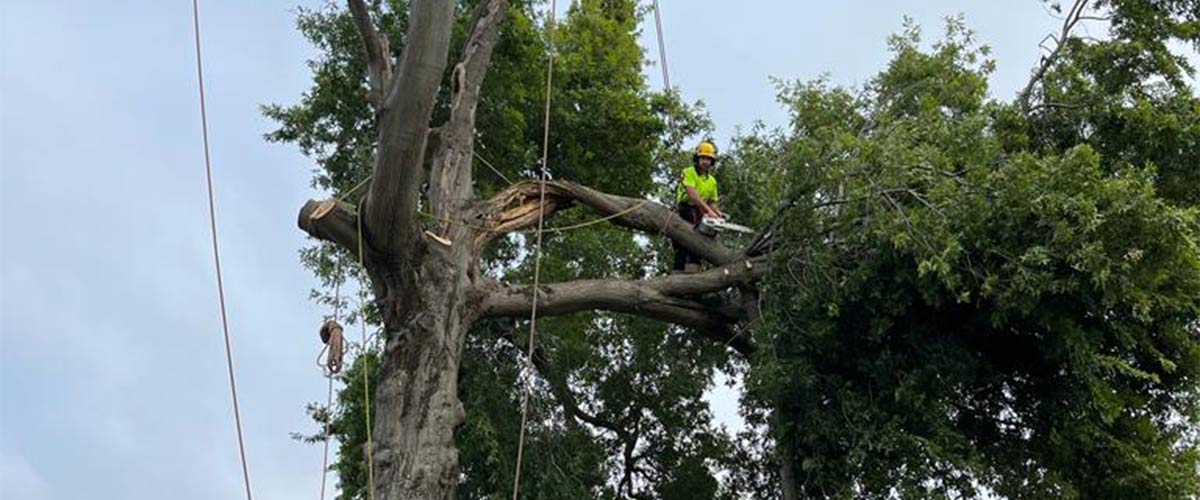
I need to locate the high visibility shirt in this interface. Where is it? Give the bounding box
[675,166,718,205]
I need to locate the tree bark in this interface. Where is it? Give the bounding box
[370,248,475,500]
[478,258,765,356]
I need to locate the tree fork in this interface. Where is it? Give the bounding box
[295,1,778,498]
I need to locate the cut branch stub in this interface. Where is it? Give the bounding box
[299,198,362,257]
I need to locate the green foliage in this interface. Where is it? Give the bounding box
[735,12,1200,499]
[1021,0,1200,206]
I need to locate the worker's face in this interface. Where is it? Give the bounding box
[697,156,714,171]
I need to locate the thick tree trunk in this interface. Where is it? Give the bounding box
[370,248,476,500]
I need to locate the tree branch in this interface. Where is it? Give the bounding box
[493,325,645,492]
[478,258,765,356]
[428,0,508,216]
[495,323,631,431]
[347,0,392,109]
[480,181,740,265]
[1018,0,1088,112]
[298,198,362,256]
[367,0,455,255]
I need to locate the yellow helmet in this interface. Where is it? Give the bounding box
[694,140,718,161]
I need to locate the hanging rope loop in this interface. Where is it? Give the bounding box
[319,319,346,375]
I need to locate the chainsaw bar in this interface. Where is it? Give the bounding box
[700,216,756,234]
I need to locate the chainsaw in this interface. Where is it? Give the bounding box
[698,216,755,235]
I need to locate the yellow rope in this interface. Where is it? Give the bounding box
[535,199,649,233]
[414,193,650,235]
[336,175,374,204]
[357,207,377,500]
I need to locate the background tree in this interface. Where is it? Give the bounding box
[720,2,1200,498]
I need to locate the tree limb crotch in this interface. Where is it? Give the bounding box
[347,0,392,110]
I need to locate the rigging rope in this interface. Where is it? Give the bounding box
[651,0,671,90]
[511,0,557,497]
[357,208,378,500]
[190,1,253,498]
[317,373,335,500]
[316,262,345,500]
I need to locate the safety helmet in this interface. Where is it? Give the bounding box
[694,140,718,162]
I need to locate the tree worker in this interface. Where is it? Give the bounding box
[673,140,725,273]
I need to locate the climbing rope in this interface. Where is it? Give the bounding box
[474,149,515,186]
[190,2,253,499]
[317,371,335,500]
[512,0,557,498]
[651,0,671,90]
[332,171,652,237]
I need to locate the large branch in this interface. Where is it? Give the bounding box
[298,198,362,255]
[481,181,739,265]
[492,324,645,492]
[367,0,455,255]
[478,258,766,356]
[428,0,508,217]
[493,323,632,432]
[347,0,392,109]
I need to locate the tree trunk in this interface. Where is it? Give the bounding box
[370,247,476,500]
[780,437,799,500]
[777,403,799,500]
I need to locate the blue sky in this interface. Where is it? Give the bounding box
[1,2,1192,499]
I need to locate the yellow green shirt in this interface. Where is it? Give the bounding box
[676,166,718,205]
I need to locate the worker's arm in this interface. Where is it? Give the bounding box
[710,179,725,218]
[685,186,718,217]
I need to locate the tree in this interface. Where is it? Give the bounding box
[276,1,761,499]
[722,5,1200,498]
